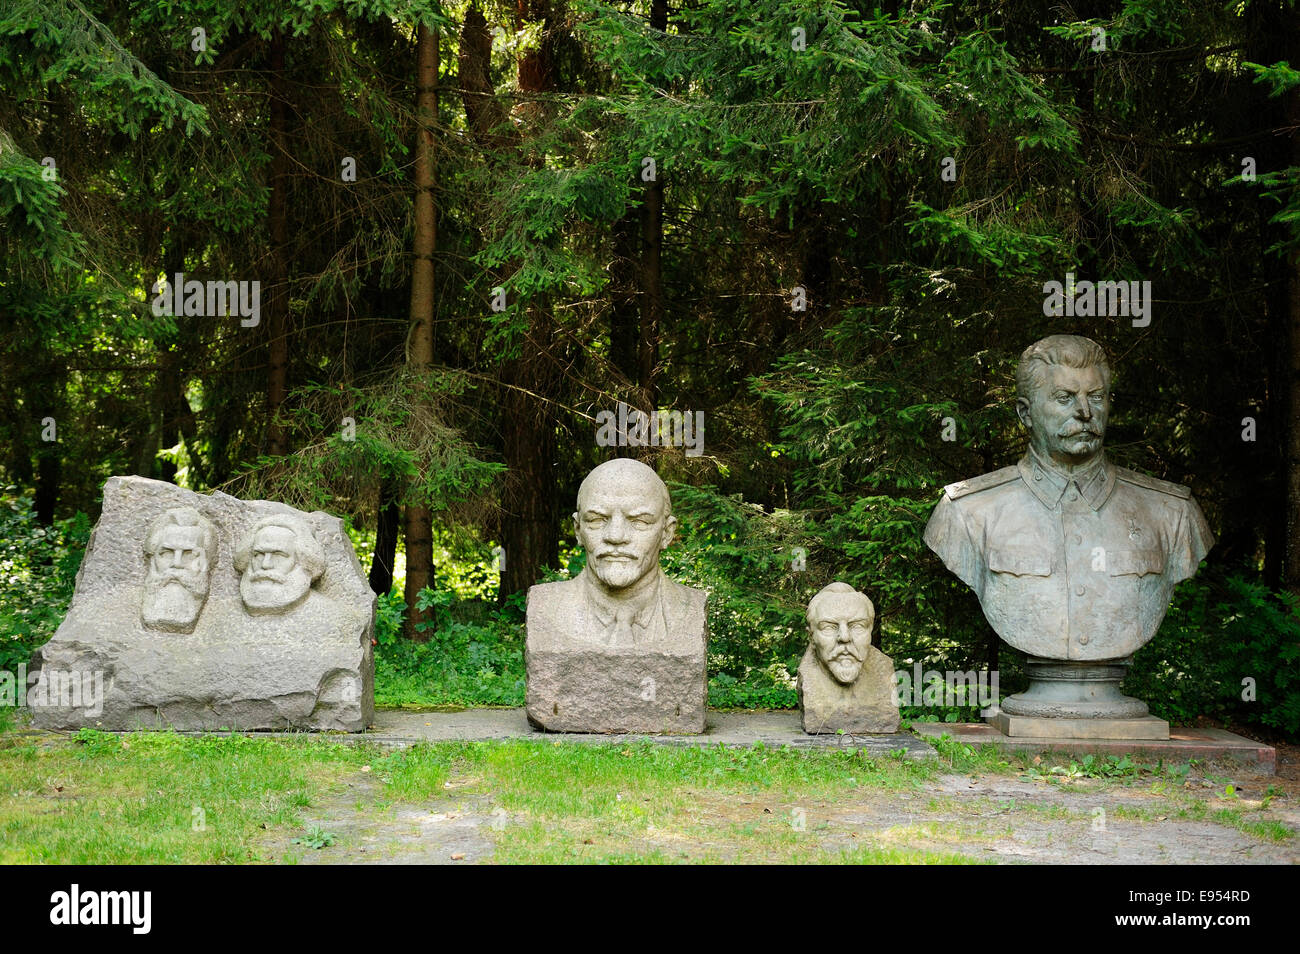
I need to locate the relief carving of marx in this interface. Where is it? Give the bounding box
[141,506,217,633]
[233,514,328,616]
[923,336,1213,731]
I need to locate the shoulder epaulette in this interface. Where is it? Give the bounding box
[1115,467,1191,499]
[943,465,1021,500]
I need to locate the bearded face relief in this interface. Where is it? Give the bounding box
[807,583,876,686]
[141,507,217,633]
[234,515,326,615]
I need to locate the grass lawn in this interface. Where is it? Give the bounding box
[1,727,1292,864]
[0,730,966,863]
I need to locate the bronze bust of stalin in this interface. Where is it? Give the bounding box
[924,335,1213,737]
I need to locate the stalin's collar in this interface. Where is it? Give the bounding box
[1018,447,1116,511]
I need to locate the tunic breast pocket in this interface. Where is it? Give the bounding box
[1108,548,1165,577]
[987,548,1052,577]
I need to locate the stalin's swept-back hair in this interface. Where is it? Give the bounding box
[1016,335,1111,401]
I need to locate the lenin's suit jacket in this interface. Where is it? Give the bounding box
[526,568,707,651]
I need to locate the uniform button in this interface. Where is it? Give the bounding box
[1078,635,1090,645]
[1067,491,1079,501]
[1074,584,1085,596]
[1072,534,1082,545]
[1034,470,1042,481]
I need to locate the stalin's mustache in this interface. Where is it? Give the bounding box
[1059,423,1101,437]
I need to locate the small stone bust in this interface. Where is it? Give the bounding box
[797,582,900,734]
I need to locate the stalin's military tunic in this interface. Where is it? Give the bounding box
[924,450,1214,662]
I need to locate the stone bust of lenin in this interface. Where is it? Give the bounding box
[525,459,708,733]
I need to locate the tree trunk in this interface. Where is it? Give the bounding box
[459,3,564,600]
[158,236,187,484]
[370,476,401,596]
[34,439,60,527]
[1285,80,1300,595]
[637,0,668,415]
[265,28,291,457]
[1247,1,1300,593]
[402,21,439,640]
[609,210,639,385]
[498,349,560,598]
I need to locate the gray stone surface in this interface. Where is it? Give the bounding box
[526,459,707,733]
[361,709,933,757]
[923,335,1214,727]
[911,722,1275,773]
[27,476,374,731]
[797,582,900,734]
[988,711,1170,740]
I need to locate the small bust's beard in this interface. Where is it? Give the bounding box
[241,565,313,614]
[818,647,864,685]
[142,567,210,632]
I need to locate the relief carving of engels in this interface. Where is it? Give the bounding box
[924,334,1215,662]
[28,476,375,733]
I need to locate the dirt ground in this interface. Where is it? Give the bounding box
[266,748,1300,865]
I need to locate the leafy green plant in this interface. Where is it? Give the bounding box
[291,825,336,850]
[375,592,526,708]
[374,591,405,646]
[1127,568,1300,734]
[0,495,90,674]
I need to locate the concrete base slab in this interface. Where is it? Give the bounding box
[18,708,936,760]
[912,721,1276,774]
[363,709,933,759]
[988,711,1169,740]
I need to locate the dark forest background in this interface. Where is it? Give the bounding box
[2,0,1298,734]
